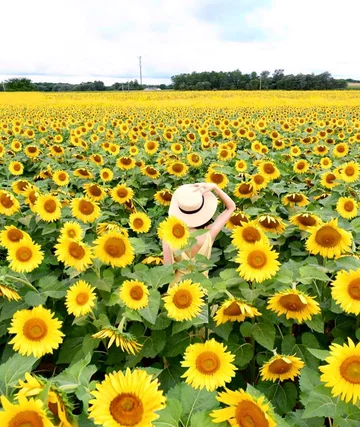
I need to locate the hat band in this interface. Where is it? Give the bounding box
[179,196,205,215]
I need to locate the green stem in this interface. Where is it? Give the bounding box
[250,280,256,385]
[356,315,360,332]
[133,198,147,213]
[118,316,126,333]
[224,289,234,299]
[5,274,38,292]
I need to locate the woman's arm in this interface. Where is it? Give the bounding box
[194,183,236,242]
[162,240,173,265]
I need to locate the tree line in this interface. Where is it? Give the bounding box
[0,78,173,92]
[171,70,348,90]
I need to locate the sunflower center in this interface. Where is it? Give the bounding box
[147,141,155,149]
[254,175,264,185]
[67,229,77,238]
[76,292,89,305]
[348,279,360,300]
[104,237,126,258]
[288,194,303,203]
[14,164,21,171]
[8,229,24,242]
[279,294,307,311]
[133,218,144,229]
[297,162,305,170]
[16,246,32,262]
[315,226,341,248]
[344,201,354,212]
[172,164,184,173]
[146,167,157,175]
[102,171,109,178]
[89,185,102,196]
[121,158,132,165]
[58,172,67,180]
[69,242,85,259]
[117,188,128,198]
[8,410,44,427]
[44,199,57,213]
[326,173,336,183]
[248,250,267,269]
[110,393,144,426]
[211,173,224,184]
[1,193,14,208]
[172,224,185,238]
[298,215,316,226]
[259,217,279,229]
[23,318,48,341]
[162,191,172,202]
[79,200,94,215]
[223,302,242,316]
[340,356,360,384]
[235,400,269,427]
[269,358,292,374]
[130,285,144,301]
[263,163,275,174]
[238,183,252,194]
[243,227,261,243]
[345,166,355,176]
[196,351,220,375]
[173,289,192,308]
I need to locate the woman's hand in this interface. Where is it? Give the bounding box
[193,182,217,194]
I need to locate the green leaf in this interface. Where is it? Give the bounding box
[285,410,322,427]
[154,398,182,427]
[227,343,253,367]
[164,332,191,358]
[299,367,321,405]
[139,289,161,324]
[55,354,96,391]
[274,267,294,284]
[299,266,329,284]
[37,274,67,299]
[172,306,208,335]
[81,271,113,292]
[57,337,84,364]
[158,364,186,393]
[302,384,350,419]
[145,265,175,289]
[168,383,219,425]
[0,353,38,396]
[258,381,297,415]
[305,315,324,333]
[335,411,360,427]
[307,348,330,360]
[24,291,47,306]
[143,312,172,330]
[190,411,227,427]
[251,322,275,351]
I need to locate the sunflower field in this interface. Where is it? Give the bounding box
[1,90,360,427]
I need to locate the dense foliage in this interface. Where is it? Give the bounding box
[0,90,360,426]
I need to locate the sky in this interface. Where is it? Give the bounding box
[1,0,360,85]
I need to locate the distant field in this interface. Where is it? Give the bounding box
[348,82,360,89]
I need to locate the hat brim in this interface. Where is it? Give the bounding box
[168,188,218,227]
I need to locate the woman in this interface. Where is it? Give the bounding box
[162,182,236,283]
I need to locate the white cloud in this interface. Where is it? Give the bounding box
[1,0,359,84]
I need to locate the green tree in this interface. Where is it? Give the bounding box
[4,78,36,91]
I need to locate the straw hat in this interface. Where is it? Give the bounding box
[169,184,218,227]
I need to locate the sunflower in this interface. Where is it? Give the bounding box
[321,171,339,189]
[0,225,29,248]
[256,214,286,234]
[0,190,20,216]
[226,210,249,230]
[110,184,134,204]
[93,231,135,267]
[144,140,159,155]
[71,197,101,223]
[167,161,188,178]
[267,288,321,323]
[257,161,280,180]
[54,239,93,271]
[96,222,128,236]
[260,353,304,382]
[336,197,358,219]
[52,170,70,186]
[214,298,261,326]
[154,189,172,206]
[181,339,236,391]
[306,218,352,258]
[340,161,360,183]
[251,173,269,192]
[141,256,164,265]
[211,389,276,426]
[129,212,151,233]
[34,194,62,222]
[12,179,31,195]
[83,183,106,201]
[293,159,309,174]
[158,216,189,250]
[92,326,142,354]
[7,238,44,273]
[0,283,21,301]
[333,142,349,157]
[141,165,161,179]
[9,161,24,175]
[0,395,55,427]
[16,373,74,427]
[100,168,114,182]
[24,185,39,211]
[320,338,360,404]
[289,212,322,231]
[8,305,64,357]
[235,159,247,173]
[117,156,136,171]
[236,242,280,283]
[320,157,332,169]
[88,368,166,427]
[282,193,309,207]
[119,280,149,310]
[163,280,205,321]
[65,280,96,317]
[332,269,360,315]
[74,168,93,179]
[58,221,83,242]
[205,170,229,189]
[234,182,256,199]
[231,221,267,249]
[187,152,203,167]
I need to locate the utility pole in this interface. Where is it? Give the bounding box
[259,75,262,90]
[2,81,5,92]
[138,56,142,86]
